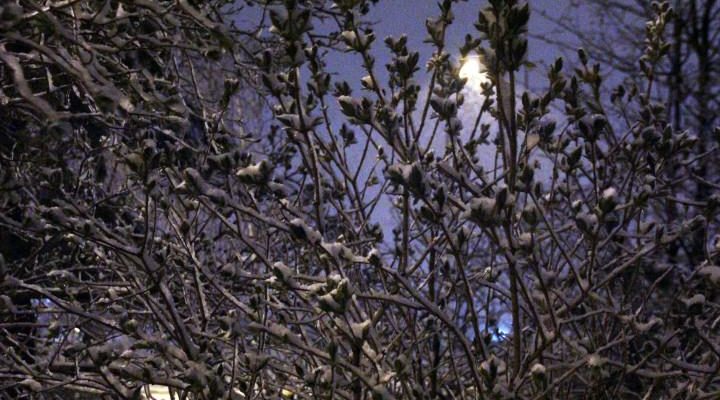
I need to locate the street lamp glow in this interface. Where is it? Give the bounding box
[459,56,490,90]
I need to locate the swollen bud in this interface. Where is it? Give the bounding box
[575,211,599,235]
[530,363,545,378]
[521,204,540,226]
[577,48,588,65]
[598,187,618,213]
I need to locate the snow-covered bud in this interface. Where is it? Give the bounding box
[318,278,352,314]
[682,294,705,315]
[322,241,356,262]
[394,354,410,376]
[430,95,458,119]
[480,355,506,383]
[20,378,43,392]
[517,232,534,251]
[586,354,606,369]
[521,203,540,226]
[531,362,548,391]
[350,319,371,340]
[495,185,515,211]
[445,116,463,136]
[367,248,381,266]
[384,162,426,197]
[575,211,598,235]
[272,262,296,288]
[578,114,607,141]
[479,266,492,282]
[338,95,371,122]
[0,295,17,314]
[599,187,618,213]
[288,218,322,244]
[464,197,500,227]
[236,160,273,185]
[360,75,376,90]
[530,363,546,377]
[632,316,663,333]
[698,265,720,286]
[341,30,374,51]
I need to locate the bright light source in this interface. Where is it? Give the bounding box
[145,385,172,400]
[459,56,490,90]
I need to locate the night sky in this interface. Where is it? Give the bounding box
[361,0,592,91]
[237,0,601,248]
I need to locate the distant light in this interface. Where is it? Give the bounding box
[145,385,172,400]
[459,56,490,91]
[144,385,246,399]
